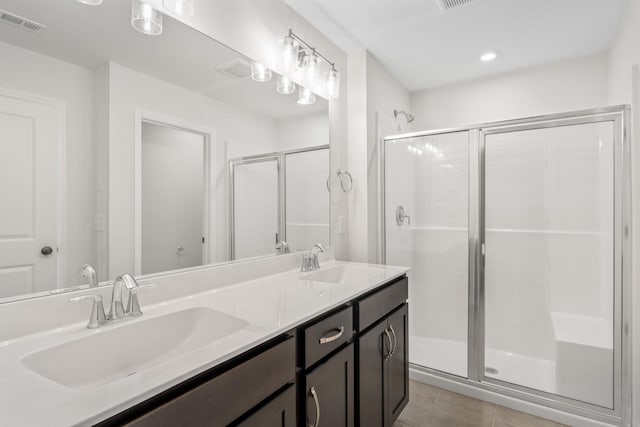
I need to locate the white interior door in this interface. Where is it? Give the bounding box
[0,92,60,298]
[140,121,206,275]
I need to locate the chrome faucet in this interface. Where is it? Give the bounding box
[70,273,155,329]
[78,264,99,288]
[301,243,327,272]
[276,240,290,254]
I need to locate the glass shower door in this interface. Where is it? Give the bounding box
[482,120,616,408]
[232,158,280,260]
[385,131,470,378]
[285,148,330,251]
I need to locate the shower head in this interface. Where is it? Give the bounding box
[394,109,415,123]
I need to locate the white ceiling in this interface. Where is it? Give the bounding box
[285,0,629,91]
[0,0,326,119]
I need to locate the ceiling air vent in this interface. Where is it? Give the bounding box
[0,9,46,33]
[216,58,252,79]
[436,0,480,11]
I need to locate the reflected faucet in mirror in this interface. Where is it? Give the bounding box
[69,273,155,329]
[276,241,290,254]
[78,264,99,288]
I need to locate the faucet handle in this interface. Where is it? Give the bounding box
[126,283,155,317]
[69,294,106,329]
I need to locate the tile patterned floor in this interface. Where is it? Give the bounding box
[395,381,571,427]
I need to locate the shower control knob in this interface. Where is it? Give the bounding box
[41,246,54,256]
[396,206,411,226]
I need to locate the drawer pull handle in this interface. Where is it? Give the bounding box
[319,326,345,344]
[389,324,398,358]
[308,386,321,427]
[384,327,393,361]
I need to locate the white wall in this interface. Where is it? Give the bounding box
[275,112,329,151]
[346,51,412,264]
[145,0,350,260]
[411,54,609,130]
[366,53,412,264]
[607,0,640,423]
[106,62,278,276]
[0,41,95,288]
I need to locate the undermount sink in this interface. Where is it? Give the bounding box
[22,307,248,388]
[300,265,385,284]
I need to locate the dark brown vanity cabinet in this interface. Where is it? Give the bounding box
[302,344,355,427]
[110,336,297,427]
[357,279,409,427]
[299,306,355,427]
[235,385,296,427]
[100,275,408,427]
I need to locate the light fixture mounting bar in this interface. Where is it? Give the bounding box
[288,29,336,70]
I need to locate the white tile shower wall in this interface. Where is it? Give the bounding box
[385,132,469,367]
[484,122,614,366]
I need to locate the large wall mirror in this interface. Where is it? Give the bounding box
[0,0,330,302]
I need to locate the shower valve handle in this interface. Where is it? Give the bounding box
[396,206,411,226]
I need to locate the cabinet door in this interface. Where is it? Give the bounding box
[305,343,354,427]
[385,304,409,426]
[235,385,296,427]
[358,319,391,427]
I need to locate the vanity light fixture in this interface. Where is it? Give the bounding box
[131,0,163,36]
[279,34,300,75]
[277,75,296,95]
[297,86,316,105]
[77,0,104,5]
[301,49,321,92]
[162,0,194,17]
[480,51,498,62]
[324,68,341,100]
[281,29,341,100]
[250,62,272,82]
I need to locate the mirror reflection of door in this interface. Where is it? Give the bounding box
[0,91,60,298]
[232,159,280,260]
[141,121,206,275]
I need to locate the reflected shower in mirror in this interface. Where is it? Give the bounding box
[0,0,330,302]
[230,146,329,260]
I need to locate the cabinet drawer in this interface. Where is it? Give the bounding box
[358,277,408,331]
[125,336,295,427]
[304,306,353,368]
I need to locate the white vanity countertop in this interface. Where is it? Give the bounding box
[0,260,408,427]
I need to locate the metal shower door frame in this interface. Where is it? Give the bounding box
[228,144,330,260]
[381,105,631,426]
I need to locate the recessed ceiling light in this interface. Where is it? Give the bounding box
[480,51,498,62]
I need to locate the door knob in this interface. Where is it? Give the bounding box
[41,246,54,256]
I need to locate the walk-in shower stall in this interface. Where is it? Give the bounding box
[382,106,631,425]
